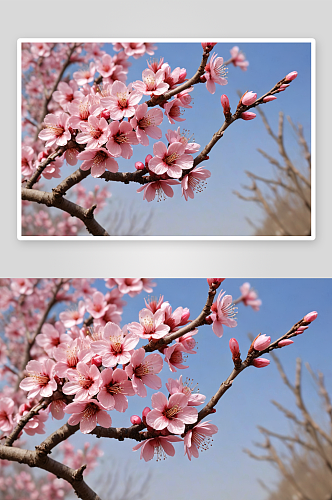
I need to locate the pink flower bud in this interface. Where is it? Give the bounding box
[207,278,225,286]
[135,161,145,170]
[130,415,142,425]
[91,355,102,367]
[278,339,294,347]
[229,338,240,357]
[145,154,153,167]
[304,311,318,323]
[200,75,207,83]
[142,407,151,419]
[279,84,290,91]
[253,334,271,351]
[201,42,217,50]
[263,95,277,102]
[242,91,257,106]
[253,357,270,368]
[220,94,230,110]
[240,112,256,120]
[297,325,308,332]
[285,71,298,81]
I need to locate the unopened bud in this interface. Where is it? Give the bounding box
[303,311,318,323]
[207,278,225,287]
[241,91,257,106]
[263,95,277,102]
[252,357,270,368]
[200,75,207,83]
[278,339,294,347]
[91,355,102,367]
[285,71,298,81]
[240,111,256,120]
[135,161,145,170]
[145,154,153,167]
[279,84,290,91]
[142,407,151,419]
[205,315,213,325]
[130,415,142,425]
[201,42,217,51]
[229,338,240,357]
[253,334,271,351]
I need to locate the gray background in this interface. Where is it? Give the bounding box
[3,0,330,277]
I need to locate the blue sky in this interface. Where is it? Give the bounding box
[22,278,330,500]
[39,40,312,236]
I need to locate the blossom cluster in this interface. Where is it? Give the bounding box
[21,42,251,210]
[0,278,317,468]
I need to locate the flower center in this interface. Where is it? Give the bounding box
[79,101,90,121]
[135,362,150,378]
[116,92,128,109]
[171,351,184,364]
[165,152,179,166]
[46,125,64,137]
[79,376,93,390]
[110,335,123,353]
[106,382,122,395]
[89,126,102,140]
[141,316,154,334]
[115,133,129,144]
[144,75,156,91]
[30,373,49,386]
[138,116,152,129]
[93,151,108,165]
[164,404,180,419]
[82,403,99,420]
[66,347,78,368]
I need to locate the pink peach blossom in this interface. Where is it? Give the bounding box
[38,113,71,148]
[106,120,138,159]
[130,103,163,146]
[62,362,102,401]
[163,98,186,124]
[77,148,119,178]
[91,322,139,367]
[97,367,134,411]
[210,290,237,338]
[21,146,35,177]
[230,46,249,71]
[64,399,112,434]
[132,68,169,96]
[86,291,109,319]
[203,53,228,94]
[148,141,193,179]
[239,282,262,311]
[184,420,218,460]
[125,348,163,398]
[101,80,142,120]
[181,166,211,201]
[19,359,57,399]
[53,80,79,111]
[128,308,170,340]
[76,116,110,149]
[36,321,67,357]
[137,179,180,202]
[164,343,189,372]
[59,301,86,328]
[133,435,183,462]
[165,127,200,155]
[0,397,14,433]
[73,62,96,85]
[146,392,198,434]
[166,375,206,406]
